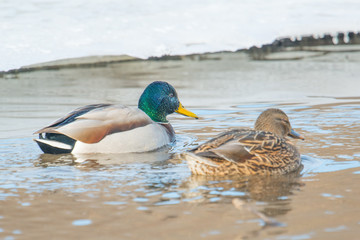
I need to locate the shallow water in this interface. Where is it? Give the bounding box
[1,50,360,239]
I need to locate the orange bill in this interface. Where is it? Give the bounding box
[289,129,305,140]
[175,103,198,119]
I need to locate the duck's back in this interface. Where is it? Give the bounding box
[34,104,174,154]
[185,129,301,176]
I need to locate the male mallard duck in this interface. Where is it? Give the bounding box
[183,108,304,176]
[34,81,198,154]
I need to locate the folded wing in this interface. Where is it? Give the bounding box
[191,129,284,164]
[35,104,153,143]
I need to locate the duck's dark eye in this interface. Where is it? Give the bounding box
[277,118,289,124]
[282,119,290,124]
[169,93,174,98]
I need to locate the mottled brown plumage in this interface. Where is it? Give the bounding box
[183,108,304,176]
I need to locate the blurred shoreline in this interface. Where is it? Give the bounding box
[1,31,360,76]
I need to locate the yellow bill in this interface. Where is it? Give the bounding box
[175,103,198,119]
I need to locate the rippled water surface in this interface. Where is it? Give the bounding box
[1,51,360,239]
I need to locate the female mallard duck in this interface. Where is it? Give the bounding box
[183,108,304,176]
[34,81,198,154]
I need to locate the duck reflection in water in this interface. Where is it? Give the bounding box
[35,147,172,169]
[180,165,304,224]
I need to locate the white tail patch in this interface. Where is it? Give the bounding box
[34,139,72,150]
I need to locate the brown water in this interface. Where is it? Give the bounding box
[1,50,360,239]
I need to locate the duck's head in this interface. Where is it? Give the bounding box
[138,81,198,122]
[254,108,304,140]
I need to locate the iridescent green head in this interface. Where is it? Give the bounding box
[138,81,198,122]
